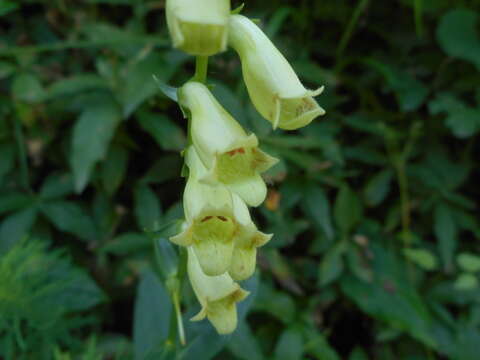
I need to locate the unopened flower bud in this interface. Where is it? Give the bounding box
[180,82,278,207]
[166,0,230,56]
[228,15,325,130]
[187,247,249,334]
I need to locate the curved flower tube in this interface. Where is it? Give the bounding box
[180,82,278,207]
[170,147,271,277]
[187,247,249,334]
[166,0,231,55]
[228,15,326,130]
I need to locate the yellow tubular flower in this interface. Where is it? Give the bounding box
[166,0,230,56]
[229,194,272,281]
[170,147,271,277]
[228,15,326,130]
[187,247,249,335]
[180,82,278,207]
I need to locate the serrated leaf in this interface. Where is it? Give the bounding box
[70,98,121,193]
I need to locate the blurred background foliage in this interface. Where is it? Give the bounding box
[1,0,480,359]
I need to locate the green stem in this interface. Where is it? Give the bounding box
[336,0,370,58]
[414,0,424,38]
[13,115,30,192]
[193,56,209,84]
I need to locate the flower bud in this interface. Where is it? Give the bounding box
[180,82,278,207]
[166,0,230,56]
[170,147,271,277]
[187,247,249,334]
[228,15,326,130]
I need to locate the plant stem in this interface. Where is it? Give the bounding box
[336,0,370,58]
[193,56,209,84]
[13,116,30,192]
[414,0,424,38]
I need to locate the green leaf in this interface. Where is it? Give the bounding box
[153,237,179,280]
[0,143,14,183]
[403,248,437,271]
[434,203,458,271]
[302,186,334,240]
[101,232,150,255]
[363,59,428,111]
[227,321,264,360]
[334,185,363,235]
[12,73,45,103]
[349,347,369,360]
[320,242,346,286]
[363,169,393,207]
[445,108,480,138]
[457,253,480,273]
[138,112,186,151]
[120,53,181,118]
[454,273,478,291]
[0,1,18,16]
[101,145,129,195]
[39,172,74,200]
[0,207,37,254]
[341,243,437,348]
[133,270,172,360]
[0,61,16,79]
[47,74,109,99]
[274,328,304,360]
[437,9,480,70]
[70,98,121,193]
[134,183,162,231]
[41,201,97,241]
[0,192,33,215]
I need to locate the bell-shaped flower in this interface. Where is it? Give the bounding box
[229,194,272,281]
[187,247,249,334]
[180,82,278,207]
[165,0,230,56]
[170,147,271,277]
[228,15,326,130]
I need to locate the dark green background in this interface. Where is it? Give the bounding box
[1,0,480,359]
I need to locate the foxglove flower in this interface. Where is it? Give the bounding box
[228,15,325,130]
[229,194,272,281]
[180,81,278,207]
[187,247,249,334]
[166,0,230,55]
[170,147,271,277]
